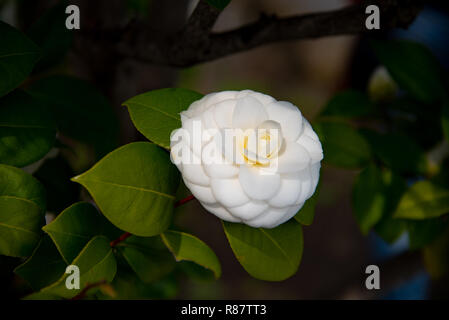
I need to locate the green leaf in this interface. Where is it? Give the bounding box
[0,21,40,97]
[320,90,373,118]
[206,0,231,10]
[117,236,175,283]
[72,142,180,236]
[353,164,385,234]
[407,217,449,250]
[371,39,446,103]
[27,2,73,71]
[27,76,119,157]
[0,90,56,167]
[161,230,221,279]
[43,202,120,263]
[0,164,46,257]
[373,170,407,243]
[14,236,66,290]
[26,235,117,299]
[33,155,79,213]
[361,130,428,175]
[313,121,371,168]
[423,229,449,278]
[222,220,303,281]
[123,88,203,149]
[394,181,449,220]
[294,182,320,225]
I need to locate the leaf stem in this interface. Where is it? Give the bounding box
[109,195,196,247]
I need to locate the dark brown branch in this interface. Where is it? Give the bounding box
[118,0,423,67]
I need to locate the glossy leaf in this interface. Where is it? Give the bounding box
[361,130,428,175]
[394,181,449,220]
[353,164,385,234]
[123,88,203,149]
[26,236,117,299]
[0,21,40,97]
[43,202,120,263]
[72,142,180,236]
[27,76,118,157]
[161,230,221,279]
[320,90,373,118]
[313,121,371,168]
[0,164,46,257]
[222,220,303,281]
[27,2,72,71]
[0,90,56,167]
[117,236,175,283]
[14,236,66,290]
[294,182,320,225]
[371,39,446,103]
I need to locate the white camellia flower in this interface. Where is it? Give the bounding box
[170,90,323,228]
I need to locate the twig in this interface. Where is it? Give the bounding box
[116,0,423,67]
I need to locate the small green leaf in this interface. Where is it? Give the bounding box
[0,21,40,97]
[294,182,320,225]
[361,130,428,175]
[313,121,371,168]
[394,181,449,220]
[123,88,203,149]
[27,2,73,71]
[353,164,385,234]
[72,142,180,236]
[26,236,117,299]
[222,220,303,281]
[117,236,175,283]
[27,76,119,157]
[0,90,56,167]
[161,230,221,279]
[371,39,446,103]
[206,0,231,10]
[14,236,66,290]
[0,164,46,257]
[320,90,373,118]
[43,202,120,263]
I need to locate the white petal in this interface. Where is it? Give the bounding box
[202,203,241,222]
[294,167,313,205]
[268,176,302,207]
[228,200,268,220]
[265,101,303,141]
[309,162,321,198]
[245,206,290,228]
[296,134,323,163]
[201,108,218,130]
[237,90,275,105]
[182,152,210,186]
[239,165,281,200]
[232,96,268,129]
[276,203,305,226]
[213,99,236,128]
[211,178,250,208]
[272,141,311,173]
[183,179,216,204]
[203,91,238,107]
[202,140,239,178]
[182,116,206,157]
[303,118,320,141]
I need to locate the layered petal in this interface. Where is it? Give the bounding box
[211,178,250,207]
[239,165,281,200]
[228,200,268,220]
[265,101,303,141]
[232,96,268,129]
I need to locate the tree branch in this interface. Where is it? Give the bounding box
[117,0,423,67]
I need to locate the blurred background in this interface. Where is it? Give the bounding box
[1,0,448,299]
